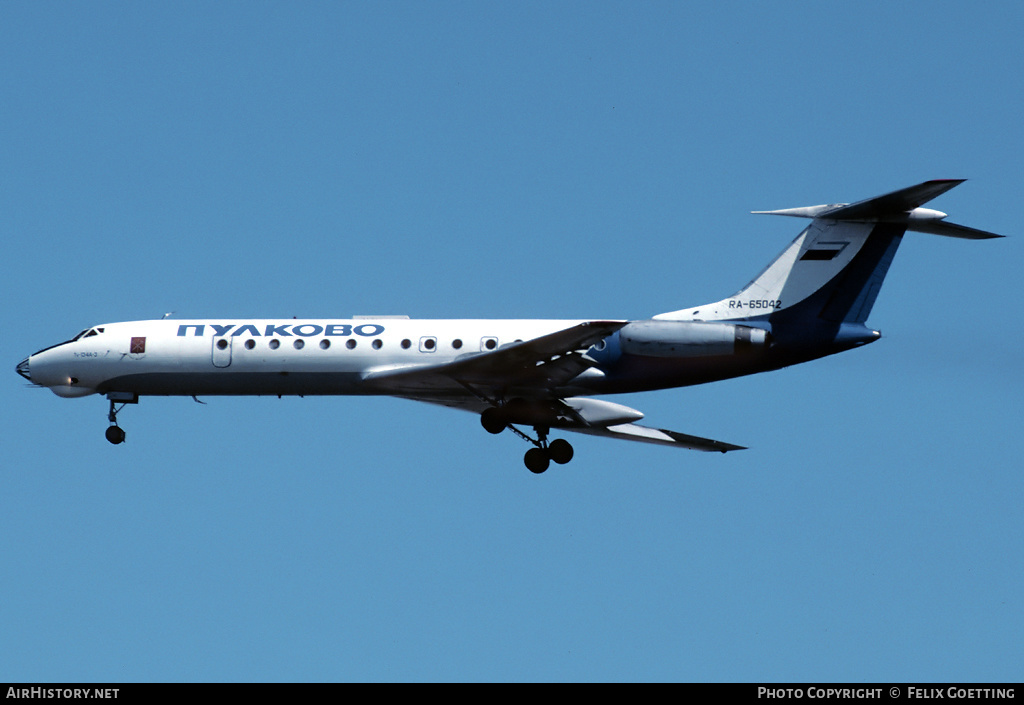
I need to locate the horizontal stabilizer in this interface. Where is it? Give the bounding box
[821,179,965,220]
[753,179,1003,239]
[905,219,1003,240]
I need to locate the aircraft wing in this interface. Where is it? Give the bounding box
[362,320,627,394]
[402,395,745,453]
[365,319,745,453]
[565,422,745,453]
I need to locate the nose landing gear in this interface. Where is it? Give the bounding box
[104,393,137,445]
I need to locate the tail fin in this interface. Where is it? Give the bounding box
[656,180,1002,327]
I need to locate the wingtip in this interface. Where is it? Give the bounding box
[718,443,747,453]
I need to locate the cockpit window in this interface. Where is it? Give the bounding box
[32,326,104,356]
[71,327,105,341]
[30,325,109,358]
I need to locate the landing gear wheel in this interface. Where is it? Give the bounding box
[524,447,550,474]
[480,407,507,434]
[105,426,126,445]
[548,438,574,465]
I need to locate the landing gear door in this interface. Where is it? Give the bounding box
[212,336,232,368]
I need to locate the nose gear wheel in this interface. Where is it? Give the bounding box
[105,425,125,444]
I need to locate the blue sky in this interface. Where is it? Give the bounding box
[2,1,1021,682]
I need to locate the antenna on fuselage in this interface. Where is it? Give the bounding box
[161,312,175,319]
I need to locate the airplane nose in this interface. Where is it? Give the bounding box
[16,357,31,381]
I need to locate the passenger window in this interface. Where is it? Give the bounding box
[269,339,280,350]
[294,339,305,350]
[346,339,357,349]
[481,337,498,351]
[452,339,463,349]
[401,339,412,349]
[419,337,437,352]
[245,339,256,350]
[320,339,330,349]
[372,339,383,350]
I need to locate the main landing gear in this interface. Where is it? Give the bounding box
[523,434,574,474]
[481,408,574,474]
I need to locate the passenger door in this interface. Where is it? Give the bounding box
[212,335,232,368]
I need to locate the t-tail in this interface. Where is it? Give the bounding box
[654,179,1003,365]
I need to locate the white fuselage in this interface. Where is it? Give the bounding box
[25,318,600,399]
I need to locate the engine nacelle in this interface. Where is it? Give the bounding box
[619,320,771,358]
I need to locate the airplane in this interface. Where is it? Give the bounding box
[16,179,1002,473]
